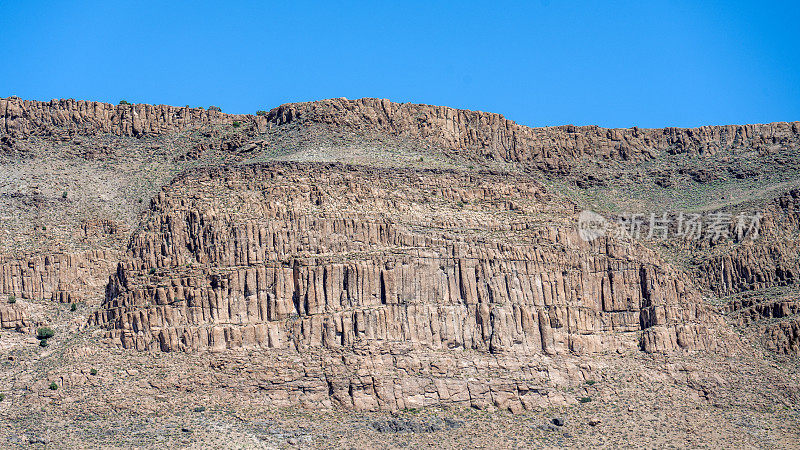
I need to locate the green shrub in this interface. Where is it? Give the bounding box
[579,397,592,403]
[7,295,15,304]
[39,339,49,347]
[0,394,5,401]
[585,380,596,386]
[232,121,241,128]
[148,268,156,275]
[90,368,98,376]
[49,382,58,390]
[70,303,77,312]
[208,105,221,112]
[256,110,267,116]
[36,327,55,340]
[62,191,68,199]
[119,100,131,105]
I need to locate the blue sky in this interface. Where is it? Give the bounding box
[0,1,797,128]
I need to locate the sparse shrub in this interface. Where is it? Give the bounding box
[232,121,241,128]
[256,110,267,116]
[418,157,424,162]
[0,394,5,401]
[193,406,206,412]
[49,382,58,390]
[41,225,46,231]
[119,100,131,105]
[585,380,596,386]
[90,368,98,376]
[148,268,156,275]
[62,191,68,199]
[7,295,15,304]
[70,303,77,312]
[208,105,221,112]
[39,339,49,347]
[579,396,592,403]
[36,327,55,340]
[138,198,143,203]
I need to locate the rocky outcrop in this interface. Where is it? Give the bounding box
[763,318,800,355]
[176,349,594,412]
[8,94,795,414]
[266,98,800,171]
[727,298,800,324]
[84,162,741,410]
[0,250,119,304]
[91,163,730,358]
[695,189,800,297]
[4,96,798,174]
[0,97,261,138]
[0,303,28,330]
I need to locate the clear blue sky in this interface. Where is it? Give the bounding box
[1,1,797,128]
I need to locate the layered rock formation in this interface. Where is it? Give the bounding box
[266,98,800,171]
[695,189,800,297]
[91,163,729,359]
[726,293,800,356]
[4,95,799,412]
[0,97,261,138]
[4,96,798,173]
[0,250,118,304]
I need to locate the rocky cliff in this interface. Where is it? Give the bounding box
[90,163,732,355]
[2,95,799,413]
[266,98,800,171]
[79,162,737,410]
[4,96,799,172]
[0,97,260,138]
[0,250,118,304]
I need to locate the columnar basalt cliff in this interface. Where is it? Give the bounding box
[91,163,730,357]
[79,162,739,410]
[695,189,800,297]
[2,96,799,417]
[266,98,800,171]
[0,250,118,304]
[4,96,799,170]
[0,97,260,138]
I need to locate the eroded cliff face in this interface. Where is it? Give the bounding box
[90,163,730,359]
[2,96,798,413]
[0,97,260,138]
[4,96,798,172]
[694,190,800,297]
[0,250,118,304]
[266,98,800,171]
